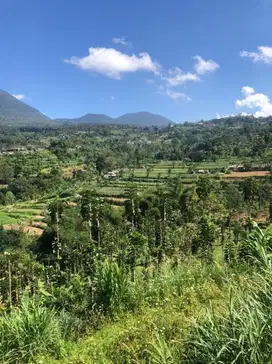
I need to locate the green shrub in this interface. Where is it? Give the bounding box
[93,259,131,316]
[0,298,63,363]
[181,225,272,364]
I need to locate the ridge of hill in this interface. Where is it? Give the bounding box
[55,111,174,126]
[0,90,52,125]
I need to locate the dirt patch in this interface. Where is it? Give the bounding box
[14,208,44,214]
[104,197,127,202]
[3,224,44,236]
[62,165,85,178]
[232,209,268,223]
[33,215,45,220]
[32,221,47,228]
[67,202,77,207]
[224,171,270,178]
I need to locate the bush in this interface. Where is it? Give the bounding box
[181,225,272,364]
[59,190,72,198]
[183,277,272,364]
[93,259,131,316]
[0,298,63,363]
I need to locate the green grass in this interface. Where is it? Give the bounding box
[0,298,63,363]
[122,168,189,178]
[0,203,46,227]
[5,227,272,364]
[37,261,227,364]
[0,211,18,225]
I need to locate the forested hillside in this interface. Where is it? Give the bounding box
[55,111,173,126]
[0,90,52,125]
[1,120,272,363]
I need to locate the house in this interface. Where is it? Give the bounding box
[104,170,121,179]
[195,169,209,174]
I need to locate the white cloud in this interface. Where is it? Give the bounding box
[241,86,255,96]
[240,46,272,64]
[165,89,192,101]
[12,94,26,101]
[157,86,191,101]
[164,67,200,87]
[193,56,219,75]
[216,112,235,119]
[236,86,272,117]
[65,47,160,79]
[162,55,218,87]
[112,37,131,46]
[216,112,251,119]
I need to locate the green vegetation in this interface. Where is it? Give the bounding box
[1,119,272,362]
[0,211,18,225]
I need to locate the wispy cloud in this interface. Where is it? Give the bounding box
[240,46,272,64]
[163,67,200,87]
[193,55,219,75]
[165,88,192,101]
[160,55,218,88]
[145,78,156,85]
[155,85,192,102]
[112,36,131,46]
[65,47,160,79]
[12,94,26,101]
[216,112,235,119]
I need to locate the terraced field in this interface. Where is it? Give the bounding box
[1,159,269,230]
[0,201,47,235]
[100,160,271,204]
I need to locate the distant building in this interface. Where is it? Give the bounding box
[104,170,121,179]
[195,169,209,174]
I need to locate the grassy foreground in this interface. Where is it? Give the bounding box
[2,226,272,363]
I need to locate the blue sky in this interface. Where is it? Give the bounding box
[1,0,272,122]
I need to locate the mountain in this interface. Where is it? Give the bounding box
[55,112,173,126]
[0,89,173,127]
[55,113,114,125]
[115,112,173,126]
[0,90,52,125]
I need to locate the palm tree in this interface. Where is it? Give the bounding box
[48,199,66,267]
[80,190,102,248]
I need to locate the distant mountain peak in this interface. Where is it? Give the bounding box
[0,90,51,125]
[55,111,173,126]
[0,89,174,127]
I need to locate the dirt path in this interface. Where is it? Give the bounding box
[224,171,270,178]
[3,224,44,236]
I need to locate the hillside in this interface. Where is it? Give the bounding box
[55,111,173,126]
[0,90,52,125]
[0,89,173,127]
[116,111,173,126]
[55,113,114,125]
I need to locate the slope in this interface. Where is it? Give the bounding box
[116,111,173,126]
[55,111,173,126]
[0,90,51,125]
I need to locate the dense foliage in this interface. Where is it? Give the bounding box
[1,119,272,363]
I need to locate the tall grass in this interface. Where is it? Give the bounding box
[92,258,227,318]
[93,259,130,316]
[0,298,62,363]
[183,281,272,363]
[142,224,272,364]
[4,235,269,363]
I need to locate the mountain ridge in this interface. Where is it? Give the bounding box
[55,111,174,126]
[0,90,174,126]
[0,89,52,125]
